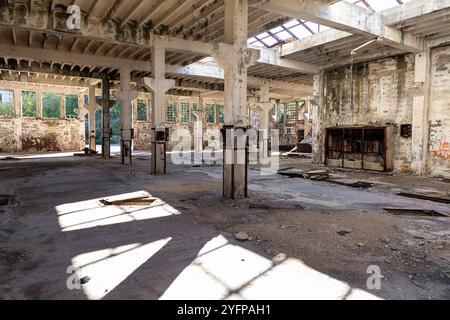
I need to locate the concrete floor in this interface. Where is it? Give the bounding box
[0,152,449,300]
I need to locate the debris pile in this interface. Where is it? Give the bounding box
[278,168,330,181]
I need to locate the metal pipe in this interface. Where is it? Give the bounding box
[351,37,383,56]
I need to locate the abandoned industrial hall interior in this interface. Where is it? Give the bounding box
[0,0,449,302]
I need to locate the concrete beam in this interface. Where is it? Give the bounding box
[255,0,423,52]
[0,44,151,72]
[383,0,450,26]
[255,46,319,74]
[0,4,317,74]
[167,61,313,94]
[0,44,311,93]
[277,29,352,57]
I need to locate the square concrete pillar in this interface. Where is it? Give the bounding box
[143,44,175,175]
[100,74,111,159]
[213,0,260,199]
[113,67,138,165]
[222,126,248,199]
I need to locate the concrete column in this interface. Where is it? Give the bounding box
[304,99,313,138]
[312,72,325,164]
[113,66,138,164]
[13,89,21,117]
[61,94,66,119]
[215,103,220,125]
[143,45,175,175]
[84,86,98,152]
[131,99,138,151]
[213,0,259,199]
[100,74,111,159]
[175,96,181,124]
[258,81,274,158]
[13,89,22,152]
[411,50,431,175]
[36,89,42,118]
[194,95,205,153]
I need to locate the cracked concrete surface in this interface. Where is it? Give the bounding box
[0,154,449,300]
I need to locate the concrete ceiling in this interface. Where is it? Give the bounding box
[0,0,449,92]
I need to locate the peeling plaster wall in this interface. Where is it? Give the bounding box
[429,45,450,178]
[133,122,152,150]
[320,54,416,173]
[0,118,20,152]
[0,117,85,152]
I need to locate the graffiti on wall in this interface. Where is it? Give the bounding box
[433,141,449,160]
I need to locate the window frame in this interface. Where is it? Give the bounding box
[64,93,79,119]
[0,89,15,117]
[21,90,38,118]
[42,92,62,119]
[136,98,149,122]
[180,101,191,124]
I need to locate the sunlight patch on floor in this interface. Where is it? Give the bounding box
[72,238,172,300]
[55,191,181,232]
[160,235,382,300]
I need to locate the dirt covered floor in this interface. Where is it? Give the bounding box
[0,153,449,300]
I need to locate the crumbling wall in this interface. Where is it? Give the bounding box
[429,45,450,178]
[0,118,19,152]
[321,54,416,173]
[0,118,85,152]
[133,122,152,150]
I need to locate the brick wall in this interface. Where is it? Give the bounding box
[0,118,84,153]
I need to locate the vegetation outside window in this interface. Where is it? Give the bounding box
[21,91,37,117]
[65,94,79,119]
[137,99,148,121]
[109,97,122,145]
[0,89,14,117]
[42,93,61,118]
[181,102,190,123]
[167,101,177,124]
[206,104,215,124]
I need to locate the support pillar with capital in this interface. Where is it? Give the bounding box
[113,66,138,164]
[100,73,111,159]
[84,85,100,152]
[213,0,260,199]
[143,45,175,175]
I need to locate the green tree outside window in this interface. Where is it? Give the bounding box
[110,97,122,145]
[22,91,37,117]
[137,99,148,121]
[42,93,61,118]
[206,104,215,124]
[65,94,79,119]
